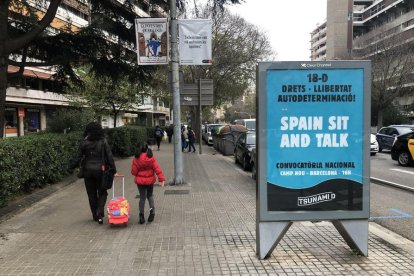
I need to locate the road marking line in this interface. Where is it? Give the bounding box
[391,168,414,175]
[370,208,413,220]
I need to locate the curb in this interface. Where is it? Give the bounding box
[371,177,414,193]
[369,222,414,255]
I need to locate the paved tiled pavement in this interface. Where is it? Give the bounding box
[0,142,414,275]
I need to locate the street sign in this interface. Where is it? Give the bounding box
[180,95,214,106]
[180,79,213,106]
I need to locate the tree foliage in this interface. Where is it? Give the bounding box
[182,8,276,107]
[355,32,414,128]
[0,0,243,137]
[223,93,255,123]
[47,108,95,133]
[66,67,141,128]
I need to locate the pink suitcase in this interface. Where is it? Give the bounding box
[107,174,130,226]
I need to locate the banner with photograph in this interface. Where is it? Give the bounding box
[135,18,168,65]
[178,19,212,65]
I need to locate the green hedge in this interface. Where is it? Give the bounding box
[0,125,149,207]
[0,132,82,207]
[106,126,148,157]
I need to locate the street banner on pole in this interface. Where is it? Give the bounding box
[135,18,168,65]
[178,19,212,65]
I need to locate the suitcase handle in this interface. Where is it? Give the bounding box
[112,174,125,198]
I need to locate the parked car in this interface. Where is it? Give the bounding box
[391,131,414,166]
[370,134,379,156]
[202,124,224,145]
[234,119,256,131]
[234,131,256,170]
[376,125,414,152]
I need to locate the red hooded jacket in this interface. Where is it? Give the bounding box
[131,153,165,186]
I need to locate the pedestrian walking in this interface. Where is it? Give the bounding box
[187,126,196,153]
[131,142,165,224]
[154,125,163,151]
[181,126,189,152]
[166,125,173,143]
[70,122,116,225]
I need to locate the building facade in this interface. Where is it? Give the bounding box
[310,21,327,61]
[5,0,170,138]
[311,0,414,60]
[310,0,414,121]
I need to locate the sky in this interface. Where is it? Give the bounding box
[228,0,327,61]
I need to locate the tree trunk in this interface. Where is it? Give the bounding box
[0,1,9,139]
[0,0,61,138]
[113,109,118,128]
[0,57,7,139]
[377,108,384,129]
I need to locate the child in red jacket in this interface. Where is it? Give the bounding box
[131,143,165,224]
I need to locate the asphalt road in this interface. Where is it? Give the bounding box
[371,151,414,189]
[228,149,414,242]
[369,152,414,241]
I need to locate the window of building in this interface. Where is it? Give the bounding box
[402,19,414,29]
[25,108,40,133]
[5,107,18,128]
[5,107,18,137]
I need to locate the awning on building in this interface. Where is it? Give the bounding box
[8,65,54,80]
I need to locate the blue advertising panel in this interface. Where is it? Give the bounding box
[257,61,371,220]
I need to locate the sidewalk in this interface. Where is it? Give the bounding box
[0,141,414,275]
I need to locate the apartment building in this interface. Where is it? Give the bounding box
[5,0,170,138]
[310,21,327,61]
[310,0,414,120]
[311,0,414,59]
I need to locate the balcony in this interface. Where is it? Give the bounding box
[354,0,374,5]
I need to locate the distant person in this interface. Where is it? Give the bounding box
[131,142,165,224]
[181,126,188,152]
[154,125,163,151]
[166,125,173,143]
[187,126,196,153]
[70,122,116,225]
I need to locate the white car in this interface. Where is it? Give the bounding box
[370,134,379,156]
[202,124,224,145]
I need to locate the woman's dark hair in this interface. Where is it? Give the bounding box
[84,122,104,141]
[135,142,153,158]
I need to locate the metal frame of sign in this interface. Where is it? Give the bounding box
[256,61,371,259]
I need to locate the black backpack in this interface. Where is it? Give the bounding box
[155,129,162,137]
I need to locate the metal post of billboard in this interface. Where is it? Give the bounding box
[198,79,202,154]
[169,0,184,185]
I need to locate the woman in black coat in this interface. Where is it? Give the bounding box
[71,122,116,224]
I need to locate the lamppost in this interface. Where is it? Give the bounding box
[169,0,184,185]
[235,111,252,119]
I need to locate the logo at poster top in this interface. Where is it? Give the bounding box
[297,192,336,206]
[300,63,332,68]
